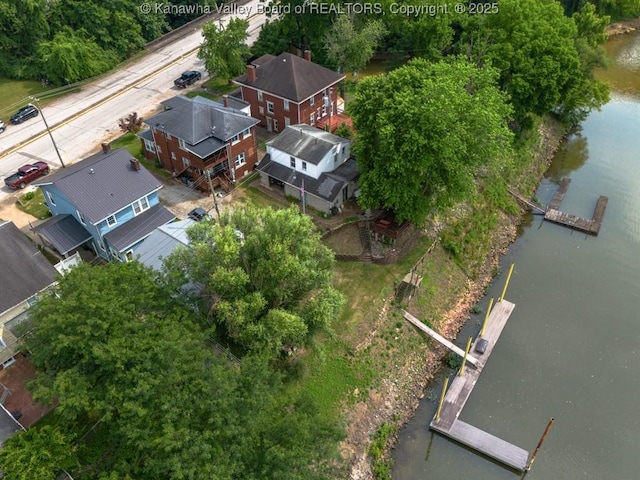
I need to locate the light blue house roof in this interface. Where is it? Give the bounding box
[134,218,195,271]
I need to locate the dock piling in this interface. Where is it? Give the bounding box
[499,263,515,302]
[526,417,555,471]
[435,377,449,421]
[480,297,494,337]
[459,337,473,376]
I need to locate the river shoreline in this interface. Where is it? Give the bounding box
[343,118,567,480]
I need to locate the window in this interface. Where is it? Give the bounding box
[47,191,56,206]
[309,95,315,106]
[166,133,172,141]
[156,145,162,154]
[182,157,190,168]
[290,156,296,168]
[283,99,290,111]
[132,197,149,216]
[77,210,86,225]
[125,250,134,262]
[109,246,121,260]
[273,119,278,132]
[284,117,290,127]
[242,128,251,138]
[322,104,327,116]
[322,88,327,97]
[231,133,240,144]
[259,106,264,115]
[310,112,315,125]
[266,101,274,114]
[235,152,246,167]
[179,138,187,150]
[302,161,307,171]
[171,152,176,160]
[334,153,338,163]
[257,91,263,102]
[26,294,39,307]
[144,139,155,152]
[107,215,117,227]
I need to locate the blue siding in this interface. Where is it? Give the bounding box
[38,186,162,262]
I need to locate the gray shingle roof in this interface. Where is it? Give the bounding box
[268,125,348,165]
[34,148,163,225]
[0,221,58,315]
[146,96,259,146]
[32,214,92,255]
[0,404,23,448]
[135,218,194,271]
[234,52,345,102]
[103,204,175,252]
[257,158,346,202]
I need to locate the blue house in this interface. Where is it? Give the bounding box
[33,148,175,262]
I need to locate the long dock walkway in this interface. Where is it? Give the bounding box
[407,299,530,471]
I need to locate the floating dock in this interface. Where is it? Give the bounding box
[404,269,534,473]
[510,178,608,235]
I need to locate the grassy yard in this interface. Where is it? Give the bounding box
[16,190,51,220]
[109,133,172,180]
[0,77,79,122]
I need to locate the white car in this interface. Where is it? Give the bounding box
[0,120,5,133]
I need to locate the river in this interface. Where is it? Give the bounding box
[391,31,640,479]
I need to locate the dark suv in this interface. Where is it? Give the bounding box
[10,104,39,124]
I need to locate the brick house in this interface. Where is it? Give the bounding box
[233,51,345,133]
[139,96,259,192]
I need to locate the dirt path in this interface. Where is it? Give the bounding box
[0,189,39,230]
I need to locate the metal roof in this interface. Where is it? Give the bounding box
[146,95,259,145]
[0,221,58,315]
[103,204,175,252]
[134,218,194,271]
[268,125,349,165]
[234,52,345,102]
[33,148,163,225]
[32,214,92,255]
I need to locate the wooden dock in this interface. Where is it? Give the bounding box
[512,178,608,235]
[408,300,530,471]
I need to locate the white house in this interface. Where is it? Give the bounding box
[256,125,358,214]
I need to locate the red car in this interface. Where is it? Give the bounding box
[4,162,50,189]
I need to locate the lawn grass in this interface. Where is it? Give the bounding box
[204,76,240,95]
[185,90,219,102]
[109,133,172,180]
[16,190,51,220]
[0,77,79,121]
[239,185,291,210]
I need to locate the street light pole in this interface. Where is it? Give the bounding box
[29,96,65,168]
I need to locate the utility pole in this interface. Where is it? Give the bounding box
[29,96,65,168]
[301,178,306,215]
[206,170,220,218]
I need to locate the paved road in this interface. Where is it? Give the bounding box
[0,0,268,202]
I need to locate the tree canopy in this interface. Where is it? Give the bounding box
[8,261,343,478]
[164,206,344,355]
[198,18,252,83]
[350,58,514,225]
[459,0,610,125]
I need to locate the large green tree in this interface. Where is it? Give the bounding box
[351,58,514,225]
[18,261,343,478]
[199,18,251,83]
[0,0,49,77]
[459,0,609,125]
[164,206,344,355]
[325,15,387,75]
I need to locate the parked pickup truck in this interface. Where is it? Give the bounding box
[174,70,201,88]
[4,162,50,190]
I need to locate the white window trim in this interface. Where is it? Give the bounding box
[182,157,190,168]
[106,215,117,227]
[257,91,263,102]
[310,112,315,125]
[132,197,150,216]
[242,128,251,138]
[144,139,155,152]
[309,95,315,106]
[284,117,290,127]
[166,133,172,141]
[302,161,307,171]
[77,210,86,225]
[273,119,278,132]
[259,106,264,115]
[231,134,240,145]
[283,99,289,111]
[266,101,274,114]
[235,152,246,167]
[178,138,187,150]
[47,191,56,206]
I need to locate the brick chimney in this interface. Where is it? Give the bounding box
[130,158,141,171]
[101,142,110,153]
[222,94,229,108]
[246,64,257,82]
[303,50,312,62]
